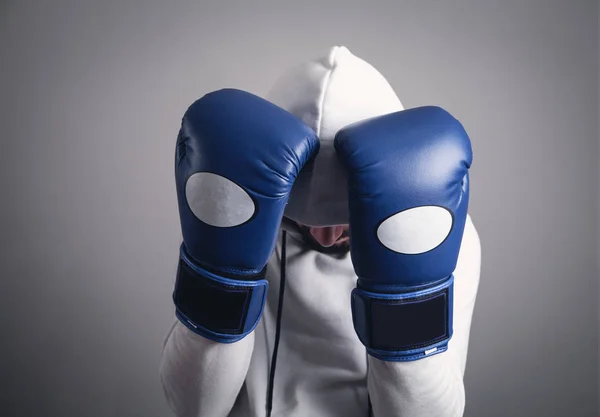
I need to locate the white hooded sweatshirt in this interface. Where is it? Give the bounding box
[159,46,481,417]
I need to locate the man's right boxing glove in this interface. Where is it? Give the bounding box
[335,106,472,361]
[173,89,319,343]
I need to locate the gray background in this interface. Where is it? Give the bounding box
[0,1,597,416]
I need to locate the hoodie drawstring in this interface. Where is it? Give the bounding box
[266,231,287,417]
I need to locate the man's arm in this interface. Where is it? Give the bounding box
[159,320,254,417]
[162,89,319,417]
[367,216,481,417]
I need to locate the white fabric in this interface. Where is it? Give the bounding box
[160,321,254,417]
[268,46,404,227]
[160,217,480,417]
[160,46,482,417]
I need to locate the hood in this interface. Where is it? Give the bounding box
[267,46,404,227]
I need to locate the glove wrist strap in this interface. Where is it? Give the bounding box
[351,276,454,361]
[173,244,268,343]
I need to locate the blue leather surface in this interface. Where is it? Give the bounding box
[176,88,319,274]
[335,106,472,285]
[335,106,471,360]
[174,89,319,342]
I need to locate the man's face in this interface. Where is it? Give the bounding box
[294,222,350,254]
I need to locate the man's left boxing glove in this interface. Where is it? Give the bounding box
[173,89,319,343]
[335,107,472,361]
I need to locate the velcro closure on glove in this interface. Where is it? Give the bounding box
[351,276,454,361]
[173,245,268,343]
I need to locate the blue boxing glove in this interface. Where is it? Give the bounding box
[173,89,319,343]
[334,107,472,361]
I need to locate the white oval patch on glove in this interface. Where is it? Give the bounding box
[185,172,255,227]
[377,206,453,254]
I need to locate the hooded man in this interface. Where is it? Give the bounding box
[159,46,481,417]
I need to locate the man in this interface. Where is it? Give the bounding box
[159,46,481,417]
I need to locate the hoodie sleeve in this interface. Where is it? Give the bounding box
[159,320,254,417]
[367,215,481,417]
